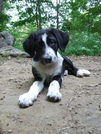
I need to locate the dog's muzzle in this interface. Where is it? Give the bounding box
[41,57,52,64]
[44,57,52,63]
[41,55,57,64]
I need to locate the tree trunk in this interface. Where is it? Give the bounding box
[38,2,42,29]
[36,6,39,30]
[36,1,42,30]
[0,0,4,12]
[56,0,60,29]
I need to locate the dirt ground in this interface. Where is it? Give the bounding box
[0,56,101,134]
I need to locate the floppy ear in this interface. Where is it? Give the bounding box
[23,32,35,58]
[51,28,69,52]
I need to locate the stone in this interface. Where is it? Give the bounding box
[8,129,12,133]
[0,46,29,57]
[0,31,29,57]
[0,31,15,47]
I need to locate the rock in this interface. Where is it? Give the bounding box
[8,56,11,60]
[46,116,49,119]
[8,129,12,133]
[0,37,8,48]
[0,31,30,57]
[47,122,52,126]
[0,96,5,100]
[19,120,23,123]
[0,31,15,47]
[0,46,29,57]
[99,104,101,111]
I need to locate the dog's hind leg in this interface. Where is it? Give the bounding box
[76,69,90,77]
[63,56,90,77]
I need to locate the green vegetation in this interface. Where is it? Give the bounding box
[61,31,101,56]
[7,24,37,51]
[0,0,101,56]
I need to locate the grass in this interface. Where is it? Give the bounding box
[7,25,101,56]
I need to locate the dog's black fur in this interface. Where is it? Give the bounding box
[18,28,90,108]
[24,28,78,84]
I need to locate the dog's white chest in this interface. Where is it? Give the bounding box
[32,53,63,78]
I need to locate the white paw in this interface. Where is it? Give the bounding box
[64,70,68,76]
[77,69,90,77]
[18,93,37,108]
[47,90,62,102]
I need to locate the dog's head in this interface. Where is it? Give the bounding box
[23,28,69,64]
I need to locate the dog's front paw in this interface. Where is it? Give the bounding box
[18,93,37,108]
[77,69,90,77]
[47,90,62,102]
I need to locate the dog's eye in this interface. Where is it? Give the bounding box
[50,40,55,43]
[36,42,40,46]
[49,40,55,46]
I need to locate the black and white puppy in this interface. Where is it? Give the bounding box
[18,28,90,108]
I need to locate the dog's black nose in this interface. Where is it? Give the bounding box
[44,57,52,63]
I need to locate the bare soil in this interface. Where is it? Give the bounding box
[0,56,101,134]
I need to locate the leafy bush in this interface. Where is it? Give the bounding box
[0,2,11,31]
[7,23,37,51]
[60,31,101,56]
[7,25,101,56]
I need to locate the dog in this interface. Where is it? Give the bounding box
[18,28,90,108]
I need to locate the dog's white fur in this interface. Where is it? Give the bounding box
[77,69,90,77]
[18,52,63,107]
[18,31,90,107]
[42,33,57,63]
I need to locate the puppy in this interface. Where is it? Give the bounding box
[18,28,90,108]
